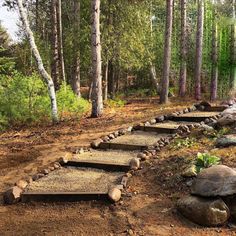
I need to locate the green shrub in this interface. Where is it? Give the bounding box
[56,83,90,119]
[106,98,126,108]
[171,137,196,150]
[0,73,90,129]
[195,152,221,173]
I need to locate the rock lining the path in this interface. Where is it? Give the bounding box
[191,165,236,197]
[177,196,230,226]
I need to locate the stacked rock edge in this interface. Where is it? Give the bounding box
[177,165,236,226]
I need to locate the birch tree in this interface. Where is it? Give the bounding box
[194,0,204,100]
[17,0,59,122]
[51,0,60,89]
[160,0,173,104]
[91,0,103,117]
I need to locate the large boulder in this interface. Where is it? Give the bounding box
[217,105,236,127]
[215,135,236,148]
[177,195,230,226]
[191,165,236,197]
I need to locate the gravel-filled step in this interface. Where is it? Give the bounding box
[99,131,169,151]
[22,167,125,202]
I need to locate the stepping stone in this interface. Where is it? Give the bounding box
[22,167,124,202]
[63,150,138,171]
[99,131,169,151]
[204,106,228,112]
[170,111,220,122]
[138,121,198,133]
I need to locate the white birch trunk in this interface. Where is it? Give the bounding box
[17,0,59,123]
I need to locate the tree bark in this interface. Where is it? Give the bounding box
[150,1,159,95]
[57,0,66,83]
[51,0,60,90]
[194,0,204,100]
[104,61,108,101]
[160,0,173,104]
[230,0,236,91]
[17,0,59,123]
[210,3,218,101]
[91,0,103,117]
[179,0,187,97]
[72,0,81,97]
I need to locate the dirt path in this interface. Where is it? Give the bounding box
[1,98,234,235]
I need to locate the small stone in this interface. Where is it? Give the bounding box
[102,136,110,142]
[108,134,115,139]
[59,157,68,164]
[53,162,61,169]
[3,186,23,204]
[201,124,214,131]
[91,138,103,148]
[32,173,44,181]
[49,166,55,171]
[41,169,49,175]
[129,158,140,170]
[108,187,121,202]
[150,119,156,125]
[15,180,28,190]
[118,129,127,135]
[183,108,189,113]
[144,122,150,126]
[127,126,133,132]
[181,165,197,177]
[113,131,119,137]
[137,153,147,161]
[156,116,165,122]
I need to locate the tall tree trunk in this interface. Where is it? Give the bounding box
[160,0,173,104]
[179,0,187,97]
[17,0,59,122]
[150,1,159,95]
[51,0,60,90]
[72,0,81,97]
[91,0,103,117]
[194,0,204,100]
[210,2,218,101]
[104,61,108,101]
[230,0,236,91]
[57,0,66,83]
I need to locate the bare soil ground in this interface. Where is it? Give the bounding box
[0,97,235,235]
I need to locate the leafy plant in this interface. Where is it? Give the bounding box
[171,137,196,150]
[105,98,126,108]
[195,152,221,173]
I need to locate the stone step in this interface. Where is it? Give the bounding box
[22,167,125,202]
[138,121,198,133]
[99,131,169,151]
[170,111,220,122]
[204,106,227,112]
[63,150,137,171]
